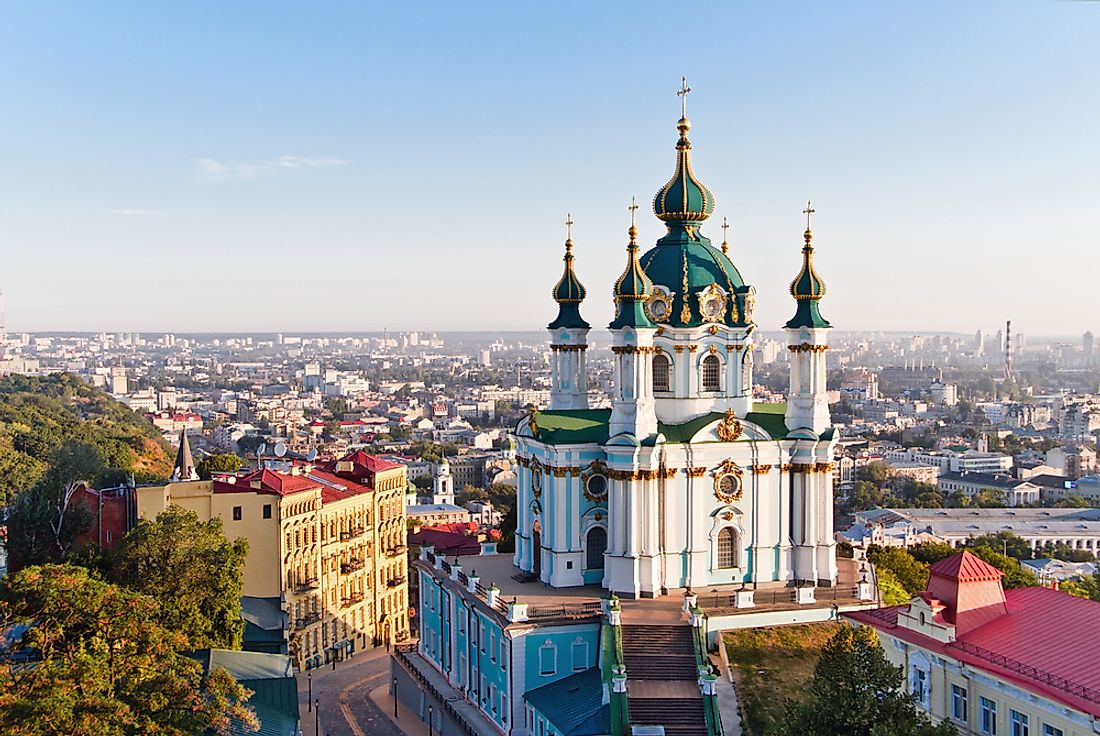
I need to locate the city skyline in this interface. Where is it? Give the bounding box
[2,2,1096,334]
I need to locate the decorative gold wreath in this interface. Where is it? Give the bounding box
[716,409,743,442]
[645,288,672,324]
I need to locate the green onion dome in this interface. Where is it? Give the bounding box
[548,236,590,329]
[652,117,715,223]
[785,227,831,329]
[610,224,656,330]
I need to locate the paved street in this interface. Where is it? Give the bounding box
[296,647,406,736]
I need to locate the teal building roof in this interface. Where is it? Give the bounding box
[549,235,590,330]
[785,226,832,329]
[529,403,790,444]
[525,667,609,736]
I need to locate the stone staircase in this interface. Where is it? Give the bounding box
[620,624,708,736]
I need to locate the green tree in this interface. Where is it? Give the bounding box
[109,507,249,649]
[907,543,955,566]
[868,546,930,595]
[497,504,518,553]
[1060,574,1100,602]
[967,532,1032,560]
[196,453,243,479]
[876,568,911,606]
[0,564,256,736]
[779,625,956,736]
[860,461,894,485]
[6,442,102,570]
[973,488,1006,508]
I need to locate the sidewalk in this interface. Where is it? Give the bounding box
[369,684,429,736]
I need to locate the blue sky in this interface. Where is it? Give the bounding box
[1,2,1096,335]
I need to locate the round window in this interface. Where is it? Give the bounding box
[715,473,741,502]
[585,474,608,499]
[531,469,543,496]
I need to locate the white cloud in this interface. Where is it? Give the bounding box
[108,208,167,216]
[196,155,349,180]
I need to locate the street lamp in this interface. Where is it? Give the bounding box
[314,699,320,736]
[307,671,312,712]
[392,677,399,719]
[428,704,434,736]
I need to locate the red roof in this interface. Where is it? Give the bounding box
[304,468,372,503]
[409,528,481,556]
[929,550,1003,583]
[847,587,1100,716]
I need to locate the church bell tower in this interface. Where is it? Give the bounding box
[548,215,591,411]
[784,203,832,435]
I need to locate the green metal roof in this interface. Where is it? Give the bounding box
[640,234,748,328]
[531,404,790,445]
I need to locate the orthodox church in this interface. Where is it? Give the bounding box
[513,106,838,598]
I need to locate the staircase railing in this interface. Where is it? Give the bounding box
[601,620,630,736]
[691,610,724,736]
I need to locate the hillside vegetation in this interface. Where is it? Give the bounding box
[0,373,172,503]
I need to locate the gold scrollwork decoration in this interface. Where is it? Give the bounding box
[686,466,708,478]
[751,464,772,474]
[716,409,743,442]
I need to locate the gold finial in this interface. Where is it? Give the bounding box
[721,216,730,255]
[628,196,639,243]
[802,201,815,245]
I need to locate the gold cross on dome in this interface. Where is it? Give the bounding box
[721,216,729,241]
[628,196,638,228]
[565,213,574,240]
[803,201,816,230]
[677,76,692,118]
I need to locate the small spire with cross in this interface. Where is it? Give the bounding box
[565,212,574,242]
[628,196,639,243]
[803,201,815,231]
[721,216,730,255]
[677,76,692,119]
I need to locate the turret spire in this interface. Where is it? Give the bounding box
[785,201,831,329]
[610,198,655,330]
[549,214,589,329]
[653,81,715,225]
[721,216,729,255]
[171,429,198,482]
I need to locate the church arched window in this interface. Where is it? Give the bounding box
[702,355,721,392]
[717,527,738,569]
[653,353,671,392]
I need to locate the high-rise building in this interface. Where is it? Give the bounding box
[109,366,128,395]
[1084,331,1095,364]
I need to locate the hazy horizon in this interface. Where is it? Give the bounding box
[2,2,1096,335]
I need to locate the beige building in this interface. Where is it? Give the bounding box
[848,551,1100,736]
[137,450,410,669]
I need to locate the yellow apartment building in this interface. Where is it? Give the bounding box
[137,450,410,669]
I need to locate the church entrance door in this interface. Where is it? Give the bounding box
[532,529,542,578]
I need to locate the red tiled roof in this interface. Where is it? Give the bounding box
[409,528,481,556]
[929,550,1003,583]
[219,468,318,496]
[339,450,402,473]
[847,586,1100,716]
[305,468,372,504]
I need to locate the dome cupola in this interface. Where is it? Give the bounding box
[652,80,715,224]
[610,201,656,330]
[548,214,590,330]
[785,202,831,329]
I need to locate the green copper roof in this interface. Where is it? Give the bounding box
[549,237,590,329]
[652,118,715,223]
[785,229,831,329]
[610,227,656,330]
[529,403,791,445]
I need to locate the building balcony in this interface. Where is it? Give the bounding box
[387,575,406,588]
[293,579,320,594]
[386,544,407,557]
[341,558,365,574]
[295,612,322,628]
[342,591,365,606]
[340,526,366,542]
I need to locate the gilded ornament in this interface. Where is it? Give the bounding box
[686,466,707,478]
[751,464,772,474]
[712,459,744,503]
[716,409,743,442]
[674,345,685,354]
[696,283,728,324]
[708,345,717,354]
[708,325,719,335]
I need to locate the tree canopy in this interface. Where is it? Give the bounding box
[108,507,249,649]
[196,453,243,479]
[779,625,955,736]
[0,564,256,736]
